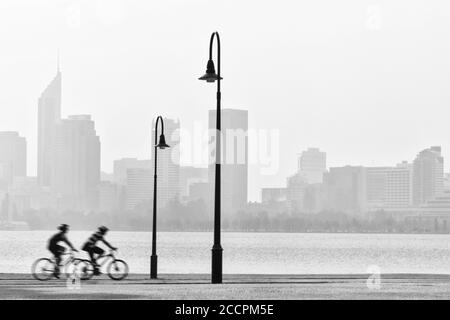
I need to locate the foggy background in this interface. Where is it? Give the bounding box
[0,0,449,203]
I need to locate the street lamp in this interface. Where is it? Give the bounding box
[150,115,170,279]
[199,31,223,284]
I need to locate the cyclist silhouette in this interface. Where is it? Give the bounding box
[47,224,78,278]
[82,226,117,275]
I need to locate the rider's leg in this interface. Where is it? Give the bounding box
[52,246,64,278]
[92,247,104,275]
[88,249,96,265]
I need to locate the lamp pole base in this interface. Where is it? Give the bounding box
[150,255,158,279]
[211,245,223,284]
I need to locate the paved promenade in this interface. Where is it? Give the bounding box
[1,273,450,299]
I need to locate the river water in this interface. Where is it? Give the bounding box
[1,231,449,274]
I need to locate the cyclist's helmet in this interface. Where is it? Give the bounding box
[98,226,109,234]
[58,224,69,232]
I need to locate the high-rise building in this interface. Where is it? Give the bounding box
[38,66,61,187]
[126,168,152,210]
[412,146,444,205]
[209,109,248,216]
[0,132,26,189]
[52,115,100,210]
[365,162,413,210]
[151,118,180,208]
[298,148,326,184]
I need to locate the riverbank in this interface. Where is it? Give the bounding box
[1,273,450,299]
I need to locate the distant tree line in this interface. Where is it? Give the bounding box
[17,200,450,234]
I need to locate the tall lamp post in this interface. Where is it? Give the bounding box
[199,31,223,284]
[150,115,170,279]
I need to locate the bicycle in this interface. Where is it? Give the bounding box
[31,250,93,281]
[83,249,129,281]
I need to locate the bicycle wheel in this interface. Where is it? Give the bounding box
[31,258,55,281]
[107,259,129,280]
[75,260,95,280]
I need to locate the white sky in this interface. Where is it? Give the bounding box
[0,0,449,201]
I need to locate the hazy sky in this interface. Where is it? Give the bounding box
[0,0,449,201]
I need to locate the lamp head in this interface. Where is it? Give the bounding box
[199,59,222,83]
[156,134,170,149]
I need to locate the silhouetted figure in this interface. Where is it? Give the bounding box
[47,224,78,278]
[82,226,117,275]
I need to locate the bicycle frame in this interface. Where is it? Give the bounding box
[52,251,76,267]
[92,250,117,269]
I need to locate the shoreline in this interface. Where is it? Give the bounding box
[2,230,450,236]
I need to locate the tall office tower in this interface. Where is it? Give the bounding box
[412,146,444,205]
[38,66,61,187]
[52,115,100,210]
[113,158,151,186]
[126,168,152,210]
[298,148,326,184]
[209,109,248,216]
[324,166,367,215]
[151,118,180,208]
[365,162,413,210]
[0,132,27,189]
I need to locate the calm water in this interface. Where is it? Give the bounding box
[1,231,450,274]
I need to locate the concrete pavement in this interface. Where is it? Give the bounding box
[1,273,450,299]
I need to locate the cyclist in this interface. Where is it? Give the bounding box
[82,226,117,275]
[47,224,78,278]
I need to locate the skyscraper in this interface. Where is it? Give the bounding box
[151,118,180,208]
[0,132,26,189]
[298,148,326,184]
[37,65,61,187]
[52,115,100,210]
[412,146,444,205]
[209,109,248,216]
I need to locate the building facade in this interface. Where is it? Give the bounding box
[324,166,367,215]
[52,115,100,210]
[365,162,413,210]
[151,118,180,208]
[0,132,26,190]
[412,146,444,205]
[298,148,326,184]
[37,68,61,187]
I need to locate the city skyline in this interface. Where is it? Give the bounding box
[3,65,450,203]
[1,1,450,202]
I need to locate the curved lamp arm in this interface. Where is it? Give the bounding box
[209,31,221,79]
[154,116,165,146]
